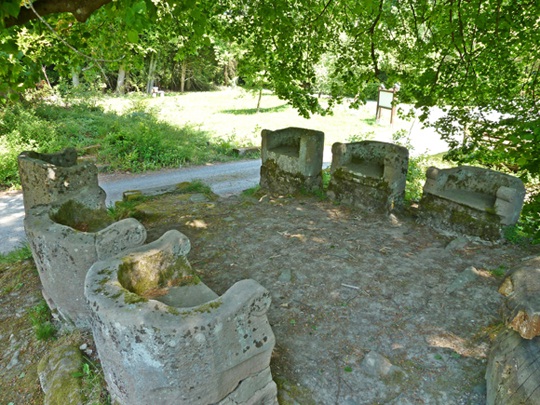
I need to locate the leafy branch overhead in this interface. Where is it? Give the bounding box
[2,0,114,27]
[0,0,539,179]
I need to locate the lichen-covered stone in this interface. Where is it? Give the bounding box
[18,148,106,214]
[25,198,146,328]
[260,127,324,195]
[37,344,84,405]
[85,230,277,405]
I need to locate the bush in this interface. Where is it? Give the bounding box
[0,96,244,189]
[0,105,67,188]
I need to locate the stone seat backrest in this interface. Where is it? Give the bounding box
[18,148,106,214]
[331,141,409,188]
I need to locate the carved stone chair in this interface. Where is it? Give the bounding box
[260,127,324,194]
[85,230,277,405]
[328,141,409,212]
[418,165,526,240]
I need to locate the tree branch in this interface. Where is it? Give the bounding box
[4,0,113,28]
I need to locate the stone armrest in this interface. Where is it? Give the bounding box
[95,218,147,259]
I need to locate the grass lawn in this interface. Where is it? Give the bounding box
[100,88,434,153]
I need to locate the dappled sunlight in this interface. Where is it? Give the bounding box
[185,219,208,229]
[277,230,306,242]
[427,332,489,359]
[0,209,24,226]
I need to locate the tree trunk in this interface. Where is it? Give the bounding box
[146,53,158,94]
[180,60,187,93]
[224,63,229,86]
[71,68,80,87]
[256,88,263,112]
[42,65,52,88]
[116,64,127,94]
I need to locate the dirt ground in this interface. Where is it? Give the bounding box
[2,189,539,405]
[135,189,540,405]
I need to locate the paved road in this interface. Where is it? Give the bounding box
[0,159,262,254]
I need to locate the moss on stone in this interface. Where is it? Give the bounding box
[51,200,113,232]
[123,290,147,304]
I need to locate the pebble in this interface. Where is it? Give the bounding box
[278,269,292,283]
[6,349,20,370]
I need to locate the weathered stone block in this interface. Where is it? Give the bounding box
[485,329,540,405]
[499,256,540,339]
[418,166,525,240]
[327,141,409,212]
[18,148,105,214]
[85,230,277,405]
[25,198,146,328]
[260,127,324,194]
[37,344,84,405]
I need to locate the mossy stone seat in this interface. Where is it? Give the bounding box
[418,166,526,240]
[24,198,146,329]
[85,230,277,405]
[260,127,325,194]
[328,141,409,212]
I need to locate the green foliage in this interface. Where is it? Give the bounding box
[72,357,110,403]
[175,180,214,195]
[322,168,331,190]
[28,300,56,340]
[0,104,66,187]
[0,95,246,189]
[241,185,261,197]
[504,190,540,245]
[0,243,32,264]
[392,129,428,203]
[487,266,507,278]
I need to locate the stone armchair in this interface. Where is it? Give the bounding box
[418,165,526,240]
[85,230,277,405]
[328,141,409,212]
[25,198,146,328]
[260,127,324,194]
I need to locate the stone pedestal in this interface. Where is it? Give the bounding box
[18,148,105,214]
[85,230,277,405]
[260,127,324,194]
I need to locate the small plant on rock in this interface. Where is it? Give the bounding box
[28,300,56,340]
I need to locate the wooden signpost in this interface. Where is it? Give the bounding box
[376,87,397,124]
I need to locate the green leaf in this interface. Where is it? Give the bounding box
[127,30,139,43]
[2,1,20,18]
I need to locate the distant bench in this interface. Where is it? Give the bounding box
[151,87,165,97]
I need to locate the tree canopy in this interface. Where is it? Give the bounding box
[1,0,539,178]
